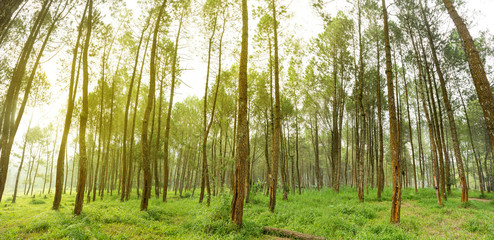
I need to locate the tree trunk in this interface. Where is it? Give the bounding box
[0,0,52,202]
[382,0,401,224]
[126,30,151,201]
[268,0,281,212]
[163,4,183,203]
[357,0,365,203]
[199,13,218,204]
[230,0,248,226]
[142,0,167,211]
[376,31,384,199]
[121,16,149,201]
[12,117,31,203]
[419,0,468,201]
[441,0,494,170]
[407,25,442,206]
[74,0,92,216]
[459,91,482,195]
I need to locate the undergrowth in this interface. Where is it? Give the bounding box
[1,187,493,239]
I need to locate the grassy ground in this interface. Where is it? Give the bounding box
[1,187,493,239]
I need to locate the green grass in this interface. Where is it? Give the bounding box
[1,187,493,239]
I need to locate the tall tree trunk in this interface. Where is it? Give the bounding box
[313,115,322,190]
[163,6,182,202]
[230,0,248,227]
[382,0,401,224]
[295,110,301,195]
[441,0,494,169]
[420,1,468,201]
[199,13,218,204]
[331,55,339,192]
[12,117,31,203]
[357,0,365,202]
[142,0,167,210]
[268,0,281,212]
[399,48,418,192]
[121,16,150,201]
[126,31,151,201]
[74,0,92,216]
[376,29,384,199]
[0,0,52,201]
[407,25,443,206]
[459,91,482,195]
[154,75,164,198]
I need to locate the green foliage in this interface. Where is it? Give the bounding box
[1,188,494,239]
[29,199,46,205]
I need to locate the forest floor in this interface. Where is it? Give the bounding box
[1,187,493,239]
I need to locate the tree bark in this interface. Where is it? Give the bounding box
[382,0,401,224]
[230,0,248,227]
[269,0,281,212]
[74,0,92,216]
[199,12,218,205]
[121,16,150,201]
[53,1,87,209]
[441,0,494,172]
[420,0,468,201]
[163,5,182,202]
[0,0,52,202]
[142,0,167,210]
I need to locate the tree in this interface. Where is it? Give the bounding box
[382,0,401,224]
[440,0,494,187]
[0,0,24,38]
[121,14,150,202]
[53,1,88,210]
[0,0,53,202]
[199,0,218,205]
[268,0,283,211]
[142,0,167,211]
[230,0,248,227]
[74,0,93,216]
[419,0,467,202]
[163,0,188,202]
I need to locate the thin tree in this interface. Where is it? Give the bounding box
[53,0,87,210]
[163,0,185,202]
[142,0,167,210]
[199,4,218,205]
[419,0,468,201]
[269,0,282,212]
[121,15,150,202]
[0,0,52,202]
[382,0,401,224]
[441,0,494,168]
[230,0,248,227]
[74,0,92,216]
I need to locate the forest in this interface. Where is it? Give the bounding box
[1,0,494,239]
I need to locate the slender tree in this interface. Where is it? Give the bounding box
[74,0,92,216]
[441,0,494,167]
[230,0,248,227]
[419,0,467,202]
[142,0,167,210]
[269,0,282,212]
[53,0,88,210]
[163,0,186,202]
[382,0,401,224]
